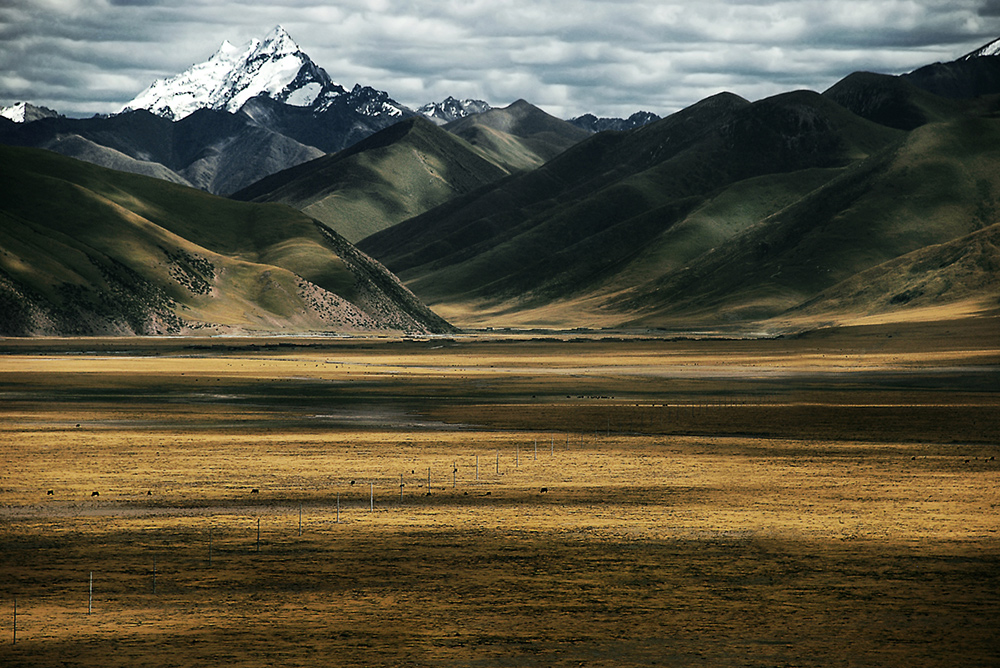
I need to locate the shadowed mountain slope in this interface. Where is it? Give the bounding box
[231,117,509,243]
[903,52,1000,99]
[0,146,452,336]
[609,114,1000,327]
[0,109,324,196]
[822,71,968,131]
[358,90,908,327]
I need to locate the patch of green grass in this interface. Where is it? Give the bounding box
[0,146,449,335]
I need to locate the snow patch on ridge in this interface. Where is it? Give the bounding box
[961,37,1000,60]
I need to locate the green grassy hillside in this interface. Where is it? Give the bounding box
[0,146,453,336]
[354,87,999,330]
[359,90,909,327]
[443,99,591,172]
[231,117,509,243]
[612,114,1000,327]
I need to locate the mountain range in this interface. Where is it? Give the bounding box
[354,44,1000,330]
[0,26,649,196]
[231,101,590,243]
[2,30,999,335]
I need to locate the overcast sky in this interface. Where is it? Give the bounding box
[3,0,1000,119]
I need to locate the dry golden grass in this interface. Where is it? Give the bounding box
[1,319,998,666]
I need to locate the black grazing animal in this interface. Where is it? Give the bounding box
[46,490,54,495]
[91,491,100,497]
[540,488,548,493]
[250,488,259,494]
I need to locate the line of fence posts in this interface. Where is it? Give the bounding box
[6,433,594,641]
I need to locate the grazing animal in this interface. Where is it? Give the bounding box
[91,491,100,497]
[46,490,54,496]
[250,488,259,494]
[147,490,152,496]
[350,480,356,486]
[540,487,548,493]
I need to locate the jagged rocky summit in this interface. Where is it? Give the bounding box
[120,25,408,121]
[569,111,660,133]
[417,97,492,125]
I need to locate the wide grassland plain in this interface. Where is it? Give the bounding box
[1,318,998,667]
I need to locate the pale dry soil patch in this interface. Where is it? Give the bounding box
[0,324,998,667]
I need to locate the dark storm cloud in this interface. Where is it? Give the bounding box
[2,0,999,119]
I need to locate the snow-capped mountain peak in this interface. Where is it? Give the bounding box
[0,101,60,123]
[417,97,492,125]
[120,25,340,120]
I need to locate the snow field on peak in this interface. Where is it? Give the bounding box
[1,102,27,123]
[120,25,325,119]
